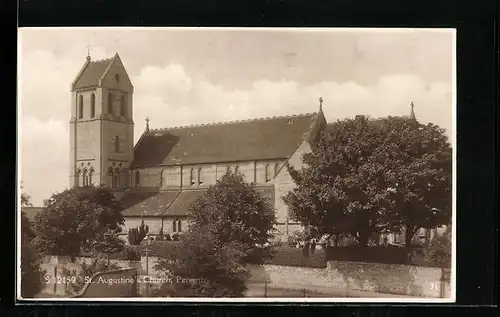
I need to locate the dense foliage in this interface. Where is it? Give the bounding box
[154,226,250,297]
[188,172,277,262]
[284,116,452,248]
[32,185,125,256]
[20,211,45,298]
[154,172,276,297]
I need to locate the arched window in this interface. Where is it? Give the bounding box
[234,165,239,175]
[226,166,231,174]
[107,167,114,188]
[274,162,279,176]
[177,220,182,233]
[115,136,120,153]
[107,93,113,114]
[190,168,195,185]
[90,93,95,118]
[159,169,164,187]
[120,95,126,117]
[82,169,88,186]
[198,168,203,185]
[135,170,140,187]
[172,220,177,233]
[76,169,81,187]
[265,164,272,182]
[114,168,120,188]
[88,169,94,186]
[78,95,83,119]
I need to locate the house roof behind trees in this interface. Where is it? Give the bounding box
[21,207,44,221]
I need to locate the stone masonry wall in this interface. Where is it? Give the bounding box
[248,262,451,298]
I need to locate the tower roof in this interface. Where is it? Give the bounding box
[71,54,120,90]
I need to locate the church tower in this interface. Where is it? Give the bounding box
[69,53,134,190]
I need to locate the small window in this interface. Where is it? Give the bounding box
[265,164,272,182]
[89,169,93,186]
[226,166,231,174]
[107,93,113,114]
[234,165,239,175]
[120,95,126,117]
[160,170,164,187]
[198,168,203,185]
[90,93,95,118]
[78,95,83,119]
[114,168,120,188]
[115,136,120,153]
[190,168,195,185]
[135,170,140,187]
[274,162,279,176]
[82,169,88,186]
[177,220,182,233]
[172,220,177,233]
[107,167,114,187]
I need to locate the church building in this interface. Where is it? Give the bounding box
[69,53,328,241]
[67,53,446,244]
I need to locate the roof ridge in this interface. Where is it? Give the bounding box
[150,112,318,132]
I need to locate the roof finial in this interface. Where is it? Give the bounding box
[319,97,323,111]
[145,117,150,130]
[86,43,91,61]
[409,101,416,121]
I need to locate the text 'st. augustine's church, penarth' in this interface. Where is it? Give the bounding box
[68,53,417,242]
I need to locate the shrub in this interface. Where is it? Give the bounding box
[262,246,327,268]
[325,245,412,265]
[411,235,451,268]
[172,233,180,241]
[164,233,172,241]
[121,246,141,261]
[128,220,149,245]
[20,212,45,298]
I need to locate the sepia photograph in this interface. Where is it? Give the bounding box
[17,27,455,302]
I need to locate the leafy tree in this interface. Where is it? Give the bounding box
[32,185,125,256]
[154,225,250,297]
[188,171,277,262]
[284,117,392,247]
[20,211,45,298]
[381,117,452,247]
[92,228,125,265]
[21,182,32,207]
[284,116,451,248]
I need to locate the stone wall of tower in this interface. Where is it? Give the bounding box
[70,55,134,189]
[102,120,134,188]
[69,89,103,187]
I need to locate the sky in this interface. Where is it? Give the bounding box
[18,28,455,206]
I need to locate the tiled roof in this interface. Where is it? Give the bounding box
[163,190,206,216]
[119,185,275,218]
[131,113,317,168]
[73,57,114,90]
[21,207,44,221]
[120,190,180,216]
